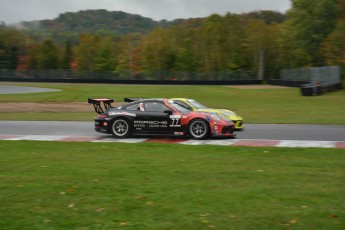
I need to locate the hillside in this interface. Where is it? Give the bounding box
[18,9,161,36]
[15,9,285,36]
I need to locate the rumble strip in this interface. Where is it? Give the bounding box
[0,135,344,148]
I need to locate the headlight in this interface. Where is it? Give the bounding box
[221,111,236,116]
[210,114,223,121]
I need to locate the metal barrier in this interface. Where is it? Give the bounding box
[276,66,342,96]
[280,66,341,84]
[0,69,257,81]
[0,69,262,85]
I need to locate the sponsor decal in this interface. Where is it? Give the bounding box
[170,115,181,127]
[174,132,184,135]
[134,120,168,128]
[134,120,168,125]
[170,115,181,119]
[109,112,136,117]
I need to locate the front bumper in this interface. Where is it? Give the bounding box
[232,120,244,130]
[211,124,236,138]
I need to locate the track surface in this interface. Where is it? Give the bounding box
[0,85,60,94]
[0,121,344,148]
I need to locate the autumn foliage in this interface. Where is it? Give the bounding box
[0,1,344,80]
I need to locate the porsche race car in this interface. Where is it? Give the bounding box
[88,98,236,139]
[171,98,244,130]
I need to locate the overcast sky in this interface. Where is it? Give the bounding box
[1,0,291,24]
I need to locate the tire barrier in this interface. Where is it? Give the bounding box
[300,82,342,96]
[268,79,342,96]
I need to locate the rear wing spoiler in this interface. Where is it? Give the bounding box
[88,98,114,114]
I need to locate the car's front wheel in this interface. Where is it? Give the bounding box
[111,118,131,138]
[188,119,210,140]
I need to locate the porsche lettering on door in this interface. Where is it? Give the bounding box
[134,120,168,128]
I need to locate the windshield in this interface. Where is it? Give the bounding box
[188,99,208,109]
[167,100,191,114]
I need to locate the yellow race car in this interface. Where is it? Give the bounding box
[171,98,244,130]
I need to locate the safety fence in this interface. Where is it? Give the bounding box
[280,66,341,84]
[277,66,342,96]
[0,69,262,85]
[0,69,257,81]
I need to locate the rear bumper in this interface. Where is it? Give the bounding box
[94,119,111,134]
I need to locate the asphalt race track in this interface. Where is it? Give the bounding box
[0,85,344,148]
[0,121,344,148]
[0,85,60,94]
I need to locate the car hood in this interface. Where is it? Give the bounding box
[196,108,242,120]
[189,111,234,125]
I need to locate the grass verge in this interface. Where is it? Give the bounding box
[0,82,345,124]
[0,141,344,229]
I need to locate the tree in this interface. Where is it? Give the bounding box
[27,44,40,69]
[26,40,59,70]
[0,29,26,69]
[74,34,100,74]
[320,0,345,66]
[223,13,247,72]
[140,27,175,78]
[37,39,59,69]
[280,0,338,67]
[94,37,116,71]
[243,20,280,80]
[61,40,73,69]
[198,14,228,74]
[116,33,142,74]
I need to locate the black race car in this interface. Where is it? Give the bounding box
[88,98,236,140]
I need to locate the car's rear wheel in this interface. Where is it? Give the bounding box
[188,119,210,140]
[111,118,131,138]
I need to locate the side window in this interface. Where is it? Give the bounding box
[174,101,192,110]
[126,103,140,111]
[144,102,169,112]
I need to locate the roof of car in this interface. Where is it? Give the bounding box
[125,98,166,104]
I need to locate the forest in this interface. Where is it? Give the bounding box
[0,0,344,81]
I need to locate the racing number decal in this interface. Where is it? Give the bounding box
[171,118,180,126]
[170,115,181,127]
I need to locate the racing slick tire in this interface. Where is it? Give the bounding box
[188,119,210,140]
[111,118,132,138]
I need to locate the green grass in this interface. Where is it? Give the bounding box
[0,141,344,230]
[0,82,345,124]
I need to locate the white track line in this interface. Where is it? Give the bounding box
[276,140,337,148]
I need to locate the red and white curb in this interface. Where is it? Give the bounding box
[0,134,344,148]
